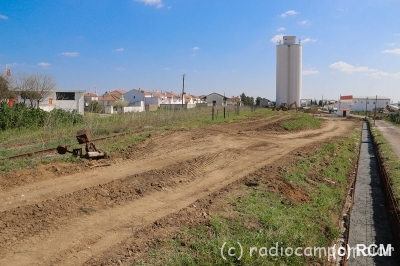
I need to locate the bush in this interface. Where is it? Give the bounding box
[46,108,84,126]
[0,103,83,130]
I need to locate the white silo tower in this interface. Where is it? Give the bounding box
[276,36,302,107]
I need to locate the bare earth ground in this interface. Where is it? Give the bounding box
[374,119,400,160]
[0,116,360,266]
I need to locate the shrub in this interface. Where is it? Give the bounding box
[0,103,83,130]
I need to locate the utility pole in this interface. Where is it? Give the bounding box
[181,74,186,109]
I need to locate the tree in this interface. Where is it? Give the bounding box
[87,100,104,113]
[114,99,128,114]
[33,74,56,107]
[114,99,128,108]
[15,73,55,107]
[240,92,255,106]
[256,96,262,106]
[240,93,246,105]
[0,74,10,101]
[0,74,16,102]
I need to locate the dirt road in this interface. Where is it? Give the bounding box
[374,120,400,160]
[0,116,359,265]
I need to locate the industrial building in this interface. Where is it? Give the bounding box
[334,95,391,117]
[276,36,302,107]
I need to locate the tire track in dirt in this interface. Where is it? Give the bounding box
[0,153,220,252]
[0,115,291,212]
[0,118,359,265]
[82,144,331,266]
[1,145,284,266]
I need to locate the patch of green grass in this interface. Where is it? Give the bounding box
[370,124,400,204]
[281,113,321,130]
[146,128,360,265]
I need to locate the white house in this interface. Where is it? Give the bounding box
[84,92,98,108]
[16,90,85,115]
[124,88,159,106]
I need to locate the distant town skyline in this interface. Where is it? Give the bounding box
[1,0,400,102]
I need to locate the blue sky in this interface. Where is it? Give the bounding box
[1,0,400,102]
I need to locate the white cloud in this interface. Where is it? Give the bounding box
[329,61,377,73]
[277,27,286,32]
[395,33,400,36]
[388,43,396,46]
[0,14,8,20]
[301,38,317,44]
[136,0,164,8]
[164,67,170,70]
[382,49,400,55]
[192,46,199,52]
[270,34,283,43]
[117,67,125,71]
[368,71,390,78]
[280,10,299,18]
[38,62,50,67]
[392,72,400,79]
[61,52,79,57]
[303,70,319,75]
[300,20,309,25]
[113,48,124,52]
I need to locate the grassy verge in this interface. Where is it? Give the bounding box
[140,128,360,265]
[0,107,279,174]
[370,124,400,204]
[281,112,321,130]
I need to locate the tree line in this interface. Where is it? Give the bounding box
[240,93,265,106]
[0,72,83,130]
[0,72,56,107]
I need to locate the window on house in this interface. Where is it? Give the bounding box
[361,101,363,103]
[354,101,357,103]
[367,101,369,104]
[56,92,75,100]
[386,102,388,104]
[373,102,375,104]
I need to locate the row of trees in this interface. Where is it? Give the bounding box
[240,93,255,106]
[0,72,56,107]
[240,93,265,106]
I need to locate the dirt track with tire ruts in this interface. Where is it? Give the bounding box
[0,116,359,265]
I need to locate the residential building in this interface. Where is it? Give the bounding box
[84,92,98,108]
[204,93,228,106]
[227,96,242,106]
[15,89,85,115]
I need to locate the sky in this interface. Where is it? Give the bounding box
[1,0,400,102]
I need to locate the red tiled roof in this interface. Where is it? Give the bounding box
[227,97,241,103]
[98,94,120,101]
[340,95,353,100]
[110,90,127,95]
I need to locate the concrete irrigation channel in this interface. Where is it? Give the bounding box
[346,121,399,265]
